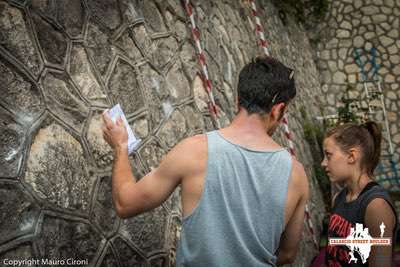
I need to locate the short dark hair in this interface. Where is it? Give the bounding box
[237,56,296,115]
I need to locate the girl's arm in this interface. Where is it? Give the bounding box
[365,198,396,267]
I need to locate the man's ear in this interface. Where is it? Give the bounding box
[270,103,286,121]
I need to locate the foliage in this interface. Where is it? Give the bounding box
[337,97,359,124]
[273,0,330,24]
[300,106,331,210]
[324,84,383,127]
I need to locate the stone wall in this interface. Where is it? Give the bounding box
[310,0,400,191]
[0,0,326,266]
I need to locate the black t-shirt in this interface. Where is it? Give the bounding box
[326,182,397,267]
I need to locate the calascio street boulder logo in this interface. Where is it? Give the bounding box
[329,222,391,264]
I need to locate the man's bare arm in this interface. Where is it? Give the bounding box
[111,145,136,217]
[111,138,193,218]
[276,160,309,266]
[102,112,191,218]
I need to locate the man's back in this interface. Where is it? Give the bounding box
[176,130,307,266]
[102,56,307,265]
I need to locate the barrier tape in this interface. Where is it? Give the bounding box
[183,0,220,128]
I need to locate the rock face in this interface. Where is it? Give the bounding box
[0,0,326,265]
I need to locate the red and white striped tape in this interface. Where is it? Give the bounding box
[249,0,295,155]
[183,0,220,128]
[282,116,296,156]
[249,0,270,56]
[305,204,318,248]
[248,0,318,249]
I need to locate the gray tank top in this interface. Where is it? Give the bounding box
[176,130,293,267]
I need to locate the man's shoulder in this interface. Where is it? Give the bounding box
[289,158,309,197]
[290,158,306,176]
[172,134,208,162]
[170,134,208,177]
[178,134,207,150]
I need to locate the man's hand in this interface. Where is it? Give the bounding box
[102,112,128,151]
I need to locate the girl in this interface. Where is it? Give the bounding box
[322,121,397,267]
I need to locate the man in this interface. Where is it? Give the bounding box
[102,56,309,266]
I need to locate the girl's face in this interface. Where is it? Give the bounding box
[321,137,354,183]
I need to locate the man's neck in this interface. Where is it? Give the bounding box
[219,108,281,150]
[229,108,274,135]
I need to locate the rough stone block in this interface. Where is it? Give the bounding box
[0,182,39,244]
[24,121,94,211]
[0,2,42,77]
[0,60,44,123]
[31,12,67,66]
[0,111,25,178]
[108,58,144,115]
[69,44,108,106]
[36,214,102,263]
[41,71,89,132]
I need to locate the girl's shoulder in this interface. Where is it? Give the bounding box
[359,182,395,218]
[332,182,383,208]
